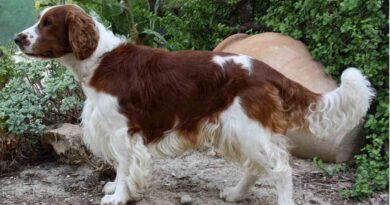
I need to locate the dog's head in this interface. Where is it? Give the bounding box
[14,4,99,60]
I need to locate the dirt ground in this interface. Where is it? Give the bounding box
[0,151,388,205]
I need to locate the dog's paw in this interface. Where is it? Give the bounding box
[220,187,245,202]
[100,192,143,205]
[103,181,116,194]
[100,194,128,205]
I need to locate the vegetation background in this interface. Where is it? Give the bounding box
[0,0,388,200]
[0,0,35,44]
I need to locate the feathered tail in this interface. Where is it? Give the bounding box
[305,67,375,138]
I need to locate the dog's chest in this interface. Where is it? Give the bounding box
[81,85,129,161]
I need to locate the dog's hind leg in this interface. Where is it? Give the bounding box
[272,160,293,205]
[250,134,294,205]
[216,97,294,205]
[220,169,261,202]
[218,134,293,205]
[219,132,293,205]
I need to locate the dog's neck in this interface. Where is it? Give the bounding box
[58,20,126,84]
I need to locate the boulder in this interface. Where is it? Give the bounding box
[213,33,365,162]
[41,123,85,164]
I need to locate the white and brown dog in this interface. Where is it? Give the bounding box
[15,5,374,205]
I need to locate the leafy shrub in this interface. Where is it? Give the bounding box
[313,157,347,177]
[0,45,15,89]
[255,0,388,198]
[0,0,35,44]
[0,47,83,138]
[68,0,135,36]
[133,0,239,50]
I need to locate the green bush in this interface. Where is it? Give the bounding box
[0,45,15,88]
[0,46,83,138]
[134,0,239,50]
[255,0,388,198]
[177,0,238,50]
[0,0,35,44]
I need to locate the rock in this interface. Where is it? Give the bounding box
[180,195,192,205]
[41,123,85,164]
[42,123,82,154]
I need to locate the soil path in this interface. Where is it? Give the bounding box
[0,152,388,205]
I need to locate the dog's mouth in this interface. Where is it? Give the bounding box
[24,50,54,59]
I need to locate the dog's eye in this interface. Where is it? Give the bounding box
[42,19,52,27]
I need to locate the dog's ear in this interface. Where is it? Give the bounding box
[66,10,99,60]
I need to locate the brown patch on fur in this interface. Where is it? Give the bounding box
[90,44,319,144]
[240,60,319,134]
[240,84,288,134]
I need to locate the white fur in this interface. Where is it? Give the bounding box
[213,55,253,74]
[81,86,129,163]
[126,133,151,199]
[19,23,39,53]
[82,86,151,204]
[306,67,375,138]
[148,131,194,158]
[148,119,223,158]
[211,98,293,205]
[103,180,116,194]
[211,98,289,170]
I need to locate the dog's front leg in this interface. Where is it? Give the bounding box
[101,133,151,205]
[101,162,131,205]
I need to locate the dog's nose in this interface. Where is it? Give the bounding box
[14,34,24,46]
[14,36,21,44]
